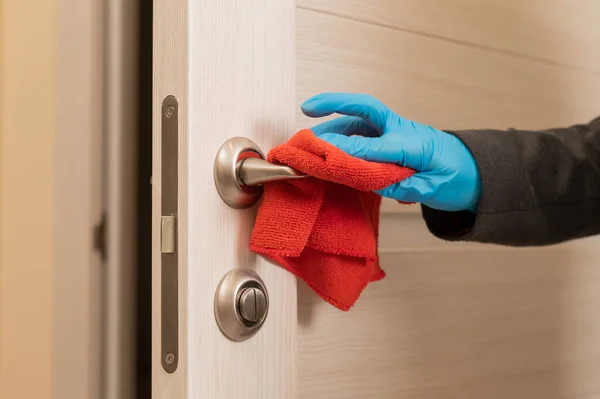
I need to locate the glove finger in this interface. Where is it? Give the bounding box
[375,174,437,203]
[318,133,396,162]
[321,132,430,167]
[309,116,381,138]
[301,93,392,130]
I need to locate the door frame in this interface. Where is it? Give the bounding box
[103,0,140,397]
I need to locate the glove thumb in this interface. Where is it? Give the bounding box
[376,175,435,203]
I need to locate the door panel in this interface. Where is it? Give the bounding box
[298,0,600,71]
[296,4,600,399]
[299,249,600,399]
[295,8,600,133]
[152,0,297,398]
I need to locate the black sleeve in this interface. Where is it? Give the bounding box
[421,116,600,246]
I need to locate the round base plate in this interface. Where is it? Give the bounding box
[214,268,269,342]
[213,137,265,209]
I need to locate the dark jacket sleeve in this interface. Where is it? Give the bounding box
[421,116,600,246]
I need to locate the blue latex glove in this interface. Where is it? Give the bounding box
[301,93,482,212]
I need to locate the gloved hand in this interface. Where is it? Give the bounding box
[301,93,482,212]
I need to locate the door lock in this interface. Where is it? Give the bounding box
[237,287,268,324]
[214,268,269,341]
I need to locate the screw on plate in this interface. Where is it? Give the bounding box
[165,105,175,118]
[165,352,175,365]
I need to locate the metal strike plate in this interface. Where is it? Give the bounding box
[214,268,269,342]
[161,216,176,254]
[161,95,178,373]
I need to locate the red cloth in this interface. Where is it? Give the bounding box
[249,129,414,310]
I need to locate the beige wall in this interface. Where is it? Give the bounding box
[0,0,127,397]
[0,0,57,397]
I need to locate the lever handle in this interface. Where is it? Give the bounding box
[214,137,307,209]
[236,157,306,186]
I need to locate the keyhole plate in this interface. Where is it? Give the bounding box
[214,268,269,342]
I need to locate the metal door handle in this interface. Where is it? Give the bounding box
[236,157,306,186]
[214,137,307,209]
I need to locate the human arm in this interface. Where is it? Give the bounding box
[422,117,600,246]
[301,92,600,246]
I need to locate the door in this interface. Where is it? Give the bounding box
[152,0,297,398]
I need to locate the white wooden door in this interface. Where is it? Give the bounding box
[153,1,600,399]
[152,0,297,398]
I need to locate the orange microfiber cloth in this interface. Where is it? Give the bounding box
[249,129,414,310]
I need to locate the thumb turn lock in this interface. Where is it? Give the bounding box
[237,286,268,323]
[213,137,307,209]
[214,268,269,342]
